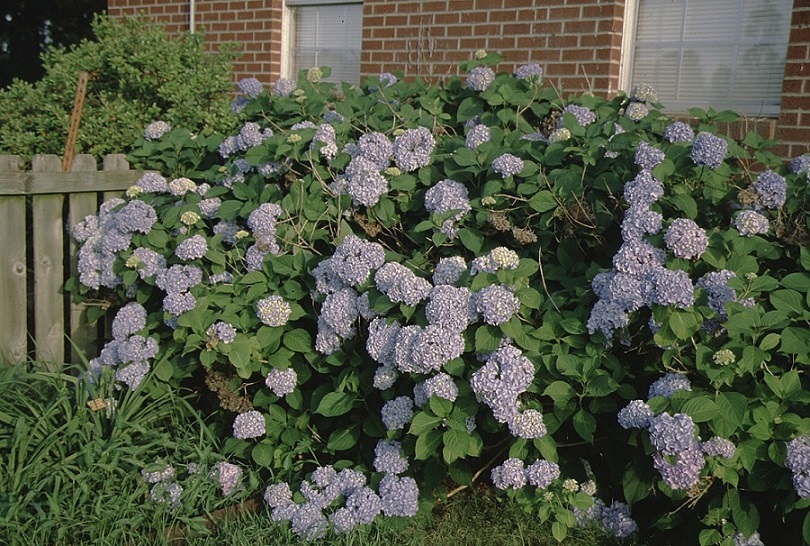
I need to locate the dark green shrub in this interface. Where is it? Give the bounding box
[0,14,240,163]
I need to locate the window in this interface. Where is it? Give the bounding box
[622,0,792,116]
[283,1,363,84]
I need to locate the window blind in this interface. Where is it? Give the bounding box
[289,2,362,84]
[630,0,792,116]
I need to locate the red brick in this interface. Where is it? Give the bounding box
[503,22,533,35]
[563,19,596,34]
[547,7,581,20]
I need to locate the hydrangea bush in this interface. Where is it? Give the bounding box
[68,53,810,544]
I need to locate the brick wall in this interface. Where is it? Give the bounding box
[108,0,284,84]
[776,3,810,159]
[360,0,625,96]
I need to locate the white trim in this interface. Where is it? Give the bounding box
[618,0,639,93]
[285,0,361,5]
[280,3,292,78]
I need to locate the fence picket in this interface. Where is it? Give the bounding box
[0,153,145,365]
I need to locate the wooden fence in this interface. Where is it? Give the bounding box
[0,154,145,365]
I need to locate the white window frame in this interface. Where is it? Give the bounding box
[620,0,791,117]
[281,0,363,82]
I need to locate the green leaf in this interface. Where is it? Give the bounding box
[803,511,810,546]
[327,423,361,451]
[314,392,355,417]
[528,190,558,212]
[551,521,568,543]
[572,409,596,443]
[622,465,652,504]
[759,333,780,351]
[283,329,312,353]
[680,396,719,423]
[251,441,275,467]
[543,381,576,404]
[409,412,442,436]
[415,429,443,460]
[770,289,806,317]
[429,397,453,418]
[458,228,484,254]
[154,358,174,382]
[670,194,698,219]
[475,325,501,353]
[668,309,701,340]
[217,200,244,220]
[442,429,471,463]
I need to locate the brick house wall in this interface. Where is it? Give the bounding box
[107,0,808,157]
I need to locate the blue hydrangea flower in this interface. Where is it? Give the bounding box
[367,318,401,366]
[144,120,171,140]
[634,141,665,170]
[648,412,697,455]
[378,474,419,516]
[617,400,654,429]
[630,82,658,103]
[112,302,147,340]
[734,531,765,546]
[613,240,665,276]
[697,270,737,319]
[256,295,291,327]
[559,104,596,127]
[652,443,704,490]
[373,365,398,390]
[471,247,520,274]
[492,153,524,178]
[491,458,527,490]
[375,262,432,306]
[664,121,694,143]
[475,284,520,325]
[433,256,467,286]
[273,78,297,97]
[163,292,196,315]
[264,482,293,508]
[425,285,477,332]
[373,440,409,475]
[508,409,547,439]
[525,459,560,488]
[356,132,393,169]
[393,127,435,172]
[621,205,663,241]
[791,155,810,175]
[329,235,386,286]
[600,501,638,538]
[753,170,787,209]
[175,234,207,261]
[206,321,236,344]
[623,170,664,208]
[691,132,727,168]
[237,77,263,98]
[515,63,543,81]
[702,437,735,459]
[648,373,692,399]
[233,410,265,439]
[424,178,471,237]
[320,288,360,338]
[647,267,695,308]
[664,218,708,259]
[587,299,629,339]
[381,396,414,430]
[734,210,770,237]
[115,360,150,390]
[466,66,495,91]
[265,367,297,396]
[379,72,397,87]
[422,372,459,402]
[465,124,491,149]
[624,102,648,121]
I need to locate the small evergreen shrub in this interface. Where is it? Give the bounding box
[0,15,239,163]
[69,53,810,544]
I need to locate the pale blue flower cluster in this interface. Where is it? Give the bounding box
[256,295,291,327]
[691,132,727,168]
[424,178,471,238]
[373,439,409,474]
[752,170,787,209]
[206,321,236,344]
[617,399,654,429]
[393,127,435,172]
[648,372,691,399]
[791,154,810,175]
[375,262,432,306]
[378,474,419,516]
[475,284,520,325]
[425,285,478,332]
[491,458,527,489]
[492,153,524,178]
[734,531,765,546]
[525,459,560,488]
[111,302,147,340]
[599,501,639,539]
[466,66,495,91]
[433,256,467,285]
[470,246,520,274]
[136,172,169,193]
[701,437,735,459]
[559,104,596,127]
[379,72,397,87]
[238,77,263,98]
[634,142,665,170]
[273,78,297,97]
[648,412,703,488]
[470,345,541,434]
[311,124,338,160]
[381,396,414,430]
[144,120,171,140]
[624,102,648,121]
[465,124,491,149]
[233,410,265,439]
[734,210,770,237]
[319,235,386,289]
[393,324,465,374]
[175,234,207,261]
[785,436,810,498]
[630,82,658,103]
[211,461,242,496]
[696,270,737,319]
[265,367,297,396]
[664,121,695,143]
[421,372,459,403]
[515,63,543,82]
[664,218,708,259]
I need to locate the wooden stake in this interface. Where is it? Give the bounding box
[62,71,89,172]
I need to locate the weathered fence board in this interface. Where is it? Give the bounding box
[0,153,145,365]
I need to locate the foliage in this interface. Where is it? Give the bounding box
[0,14,239,163]
[69,53,810,544]
[0,362,259,545]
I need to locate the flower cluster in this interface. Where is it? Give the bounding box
[466,66,495,91]
[785,436,810,498]
[232,410,265,439]
[424,178,471,238]
[144,120,171,140]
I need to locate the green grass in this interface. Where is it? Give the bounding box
[0,363,650,546]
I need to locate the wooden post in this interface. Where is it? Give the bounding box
[32,154,66,367]
[63,71,89,173]
[0,155,28,364]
